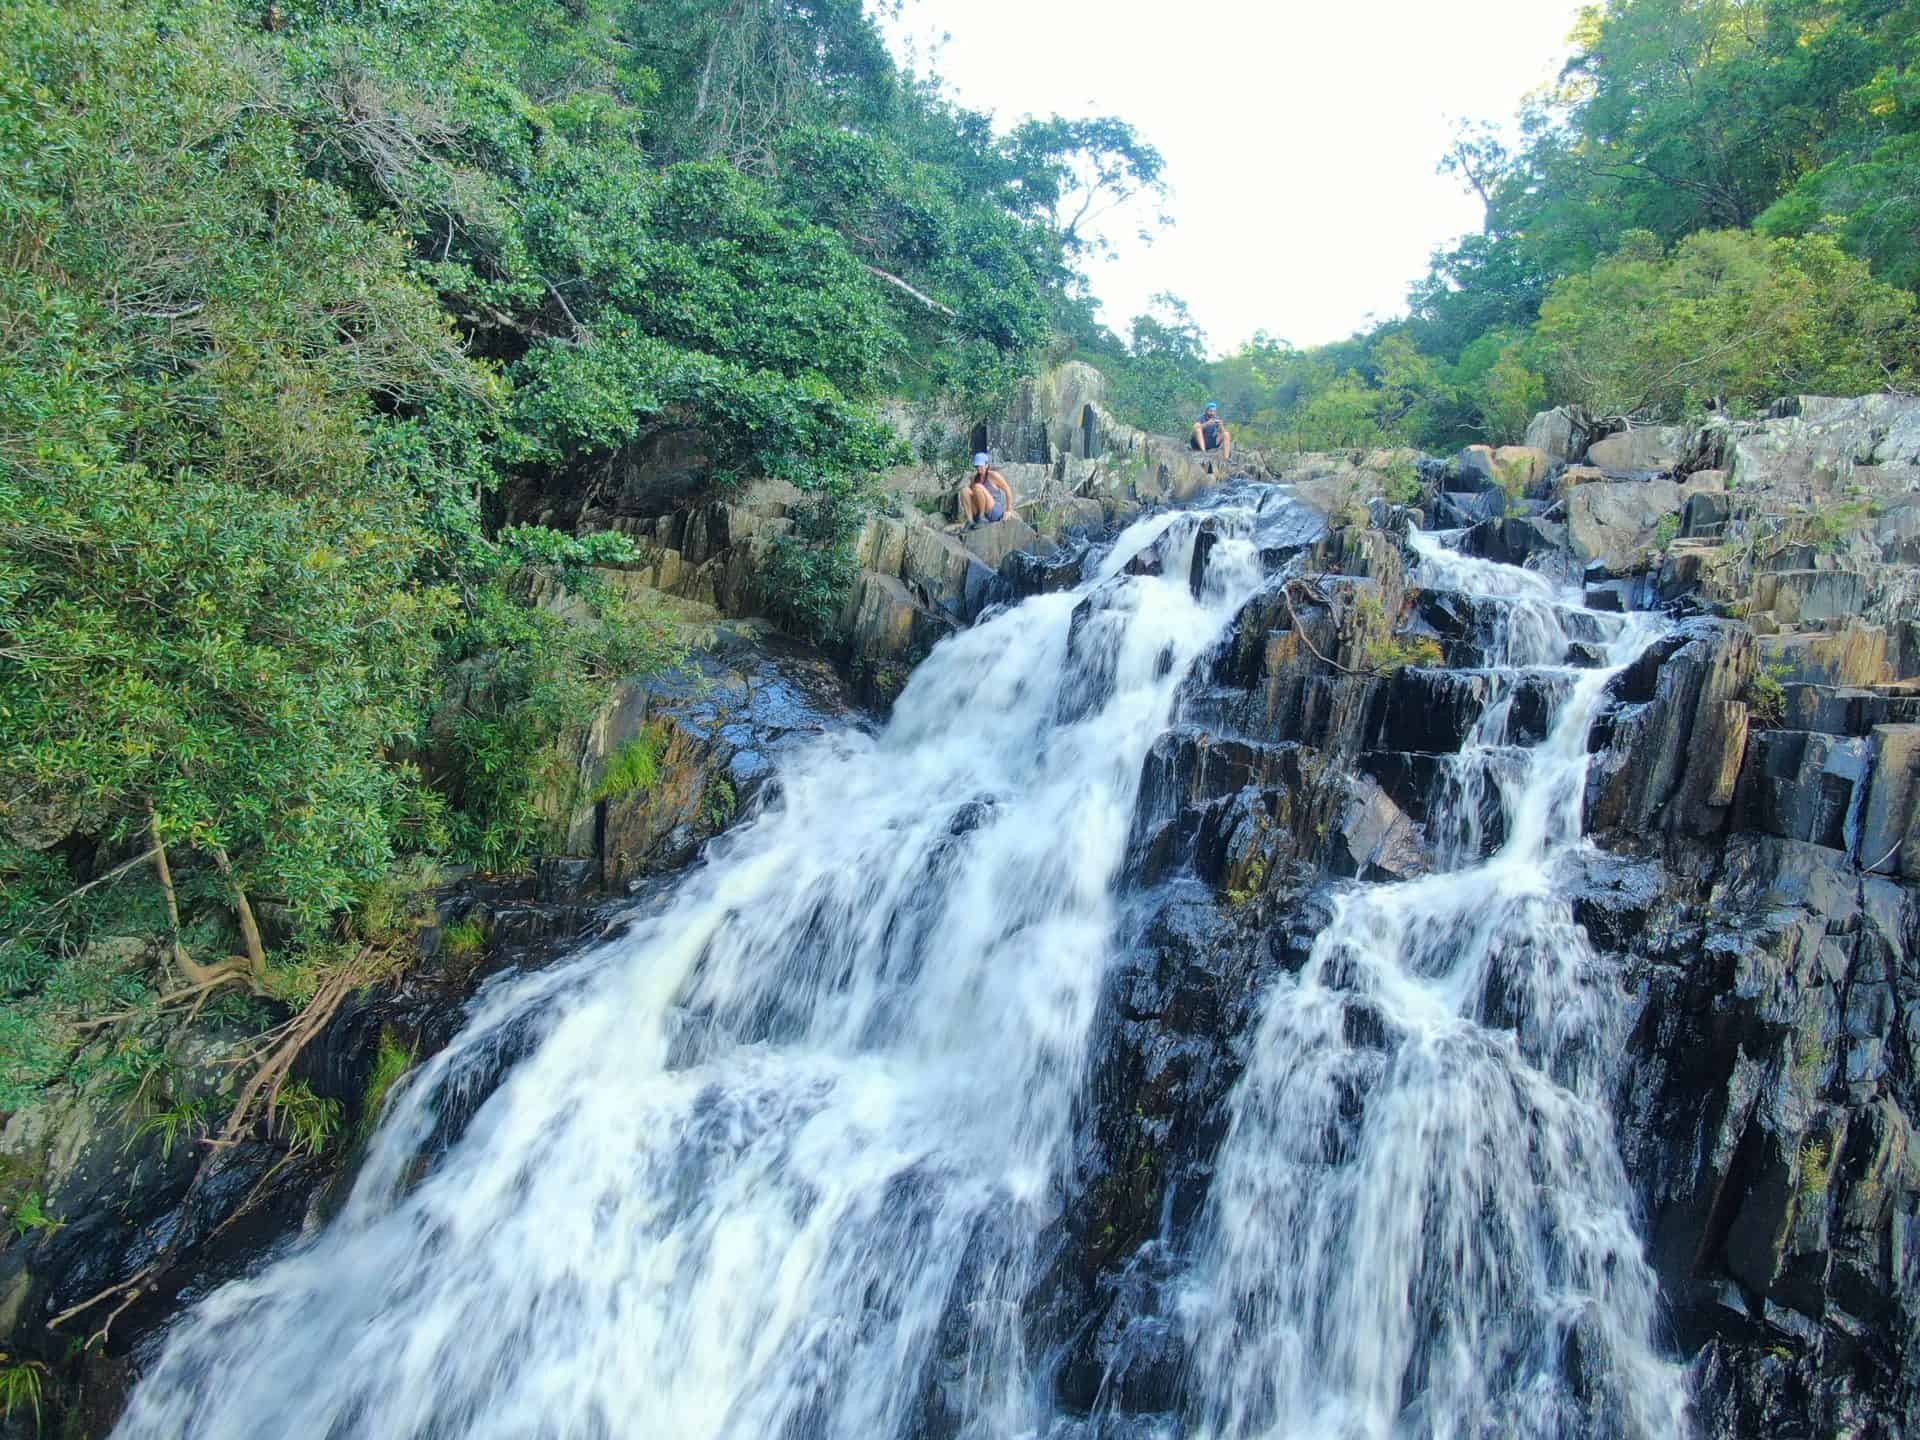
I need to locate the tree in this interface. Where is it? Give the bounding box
[1534,229,1916,420]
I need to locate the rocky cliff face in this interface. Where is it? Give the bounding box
[1029,402,1920,1438]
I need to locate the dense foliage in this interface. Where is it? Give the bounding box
[0,0,1161,1106]
[1097,0,1920,450]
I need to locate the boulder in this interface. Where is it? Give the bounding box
[1779,684,1877,736]
[1456,445,1499,489]
[846,570,948,664]
[1327,778,1427,881]
[901,525,1001,622]
[990,360,1114,464]
[959,512,1051,569]
[1729,393,1920,503]
[1492,445,1550,493]
[1758,626,1888,689]
[1587,426,1685,472]
[1588,620,1755,837]
[1751,569,1869,627]
[1737,730,1873,853]
[1681,490,1733,541]
[1524,407,1581,463]
[1462,515,1570,571]
[1568,478,1686,572]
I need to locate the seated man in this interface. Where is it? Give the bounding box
[1191,402,1232,461]
[960,452,1015,527]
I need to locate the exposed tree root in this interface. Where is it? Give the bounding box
[50,945,384,1342]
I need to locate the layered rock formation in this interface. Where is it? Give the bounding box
[1035,401,1920,1438]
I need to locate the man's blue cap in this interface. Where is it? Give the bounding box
[1205,402,1219,411]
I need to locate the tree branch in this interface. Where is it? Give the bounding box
[863,264,954,317]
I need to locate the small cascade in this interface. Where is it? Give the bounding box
[1178,529,1688,1439]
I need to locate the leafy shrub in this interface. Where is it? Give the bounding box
[1745,661,1791,727]
[9,1191,62,1240]
[440,918,486,959]
[1535,230,1916,421]
[703,776,738,829]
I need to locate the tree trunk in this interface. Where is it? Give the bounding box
[146,809,203,980]
[210,845,267,977]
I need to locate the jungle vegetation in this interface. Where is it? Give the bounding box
[0,0,1162,1106]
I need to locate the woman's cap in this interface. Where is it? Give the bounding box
[973,452,991,467]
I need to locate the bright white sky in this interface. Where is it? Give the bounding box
[880,0,1588,356]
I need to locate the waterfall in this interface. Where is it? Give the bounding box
[1178,529,1690,1440]
[112,497,1278,1440]
[112,498,1689,1440]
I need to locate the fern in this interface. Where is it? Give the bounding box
[9,1191,62,1241]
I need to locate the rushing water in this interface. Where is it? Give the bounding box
[114,496,1689,1440]
[114,496,1279,1440]
[1180,529,1689,1440]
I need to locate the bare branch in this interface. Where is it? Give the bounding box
[863,264,955,317]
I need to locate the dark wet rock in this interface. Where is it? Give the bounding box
[1509,672,1574,746]
[1737,730,1873,854]
[587,623,855,888]
[1358,750,1446,826]
[1568,641,1609,668]
[1608,835,1920,1438]
[1683,489,1734,541]
[1035,884,1280,1424]
[1781,684,1877,737]
[1462,515,1570,572]
[1413,589,1509,668]
[998,543,1089,604]
[1584,580,1631,612]
[1588,619,1755,840]
[1372,668,1495,754]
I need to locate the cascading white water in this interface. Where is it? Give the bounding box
[1180,528,1689,1440]
[112,499,1279,1440]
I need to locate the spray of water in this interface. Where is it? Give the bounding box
[1179,529,1689,1440]
[113,500,1277,1440]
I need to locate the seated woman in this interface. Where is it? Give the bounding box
[960,452,1015,527]
[1191,402,1231,461]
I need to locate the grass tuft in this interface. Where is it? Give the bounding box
[357,1028,418,1144]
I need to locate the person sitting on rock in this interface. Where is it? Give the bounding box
[961,452,1015,528]
[1191,402,1231,461]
